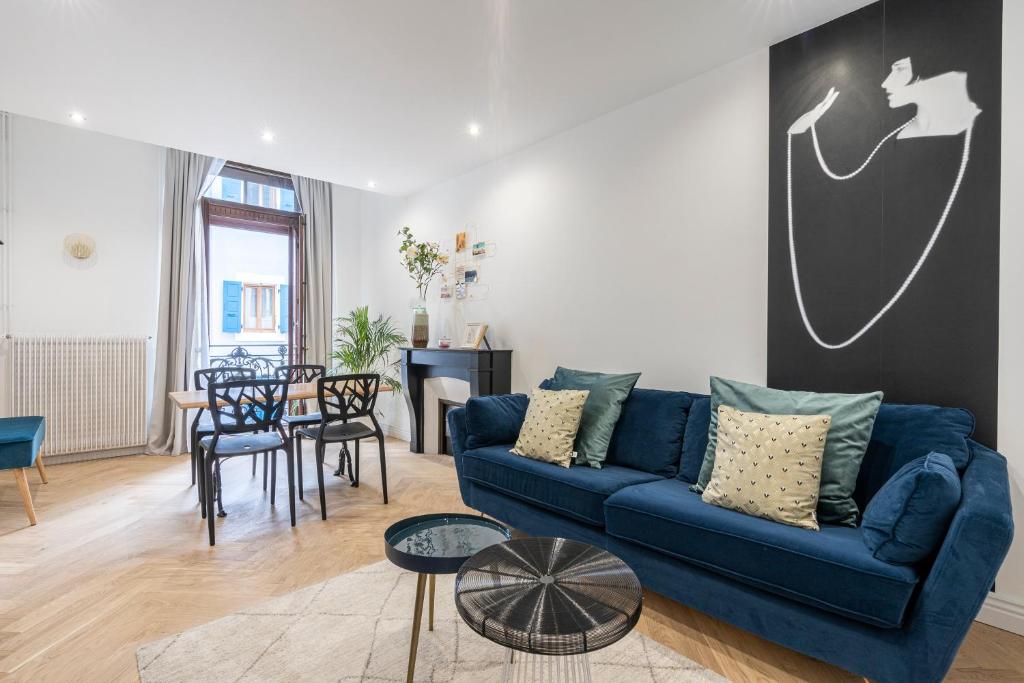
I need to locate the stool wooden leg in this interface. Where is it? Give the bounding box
[13,468,37,526]
[35,454,48,484]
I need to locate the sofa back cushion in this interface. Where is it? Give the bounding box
[678,395,710,483]
[465,393,529,450]
[854,404,975,511]
[605,388,692,477]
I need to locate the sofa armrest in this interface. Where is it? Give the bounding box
[905,440,1014,680]
[464,393,529,450]
[447,406,473,506]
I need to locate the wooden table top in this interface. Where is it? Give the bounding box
[168,382,392,410]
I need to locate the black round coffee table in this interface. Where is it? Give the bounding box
[384,513,511,683]
[455,537,643,681]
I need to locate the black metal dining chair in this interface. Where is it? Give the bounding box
[191,367,256,503]
[296,373,389,519]
[274,364,325,500]
[199,378,293,546]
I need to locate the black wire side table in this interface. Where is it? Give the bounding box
[455,537,643,682]
[384,513,511,683]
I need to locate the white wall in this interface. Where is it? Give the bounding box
[6,115,163,336]
[984,0,1024,634]
[360,51,769,440]
[0,115,163,418]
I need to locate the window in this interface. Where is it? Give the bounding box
[205,164,297,212]
[242,283,277,332]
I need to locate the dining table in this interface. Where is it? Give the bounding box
[168,381,392,410]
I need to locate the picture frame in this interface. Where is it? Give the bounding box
[460,322,489,349]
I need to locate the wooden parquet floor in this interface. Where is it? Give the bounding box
[1,440,1022,682]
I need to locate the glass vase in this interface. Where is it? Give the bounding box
[411,302,429,348]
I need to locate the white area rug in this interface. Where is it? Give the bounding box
[136,560,726,682]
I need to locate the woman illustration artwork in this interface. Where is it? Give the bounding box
[786,56,980,350]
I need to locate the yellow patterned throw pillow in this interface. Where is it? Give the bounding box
[702,405,831,530]
[511,388,590,467]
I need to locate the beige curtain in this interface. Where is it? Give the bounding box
[147,150,224,455]
[291,175,333,368]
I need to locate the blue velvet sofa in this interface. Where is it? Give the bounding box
[447,388,1014,683]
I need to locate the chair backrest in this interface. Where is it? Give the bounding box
[317,374,381,422]
[194,366,256,391]
[207,378,289,434]
[274,364,326,384]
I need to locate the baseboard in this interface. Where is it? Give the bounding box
[383,422,410,442]
[44,445,146,465]
[977,592,1024,636]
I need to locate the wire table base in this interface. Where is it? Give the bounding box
[501,650,592,683]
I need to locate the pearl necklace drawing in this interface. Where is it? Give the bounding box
[786,117,974,350]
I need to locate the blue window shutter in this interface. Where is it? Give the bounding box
[279,284,289,333]
[223,281,242,333]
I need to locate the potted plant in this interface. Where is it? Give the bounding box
[331,306,406,393]
[398,226,448,348]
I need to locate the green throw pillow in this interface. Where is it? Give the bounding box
[548,367,641,468]
[692,377,882,526]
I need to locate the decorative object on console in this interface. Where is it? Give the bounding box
[63,233,95,260]
[547,366,641,469]
[331,305,406,393]
[694,376,882,526]
[511,388,589,467]
[701,405,830,530]
[438,336,451,349]
[861,451,962,564]
[459,322,488,349]
[398,226,449,348]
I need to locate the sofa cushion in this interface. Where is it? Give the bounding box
[465,394,529,450]
[604,479,919,628]
[0,416,46,469]
[605,388,691,477]
[854,404,975,510]
[462,445,663,526]
[548,367,641,468]
[678,395,710,483]
[862,452,962,565]
[695,377,883,527]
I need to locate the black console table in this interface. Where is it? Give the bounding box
[400,347,513,453]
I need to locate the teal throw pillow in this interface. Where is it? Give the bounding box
[692,376,882,526]
[548,367,641,468]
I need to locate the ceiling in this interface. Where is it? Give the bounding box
[0,0,872,195]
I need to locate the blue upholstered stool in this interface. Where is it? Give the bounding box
[0,416,48,525]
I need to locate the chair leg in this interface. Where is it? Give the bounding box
[377,435,388,504]
[35,453,48,484]
[13,468,37,526]
[189,420,198,486]
[252,453,257,476]
[352,439,360,488]
[285,444,296,527]
[198,448,207,519]
[205,454,216,546]
[262,452,269,491]
[270,450,277,505]
[315,441,327,521]
[216,458,226,518]
[296,435,304,501]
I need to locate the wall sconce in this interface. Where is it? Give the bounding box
[64,233,96,260]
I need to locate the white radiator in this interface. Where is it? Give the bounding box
[8,336,148,456]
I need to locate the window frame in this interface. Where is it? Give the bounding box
[241,283,278,333]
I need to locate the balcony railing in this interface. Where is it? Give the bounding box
[209,343,288,376]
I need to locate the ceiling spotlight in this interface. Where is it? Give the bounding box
[68,111,86,124]
[367,180,377,189]
[468,122,481,137]
[261,130,276,143]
